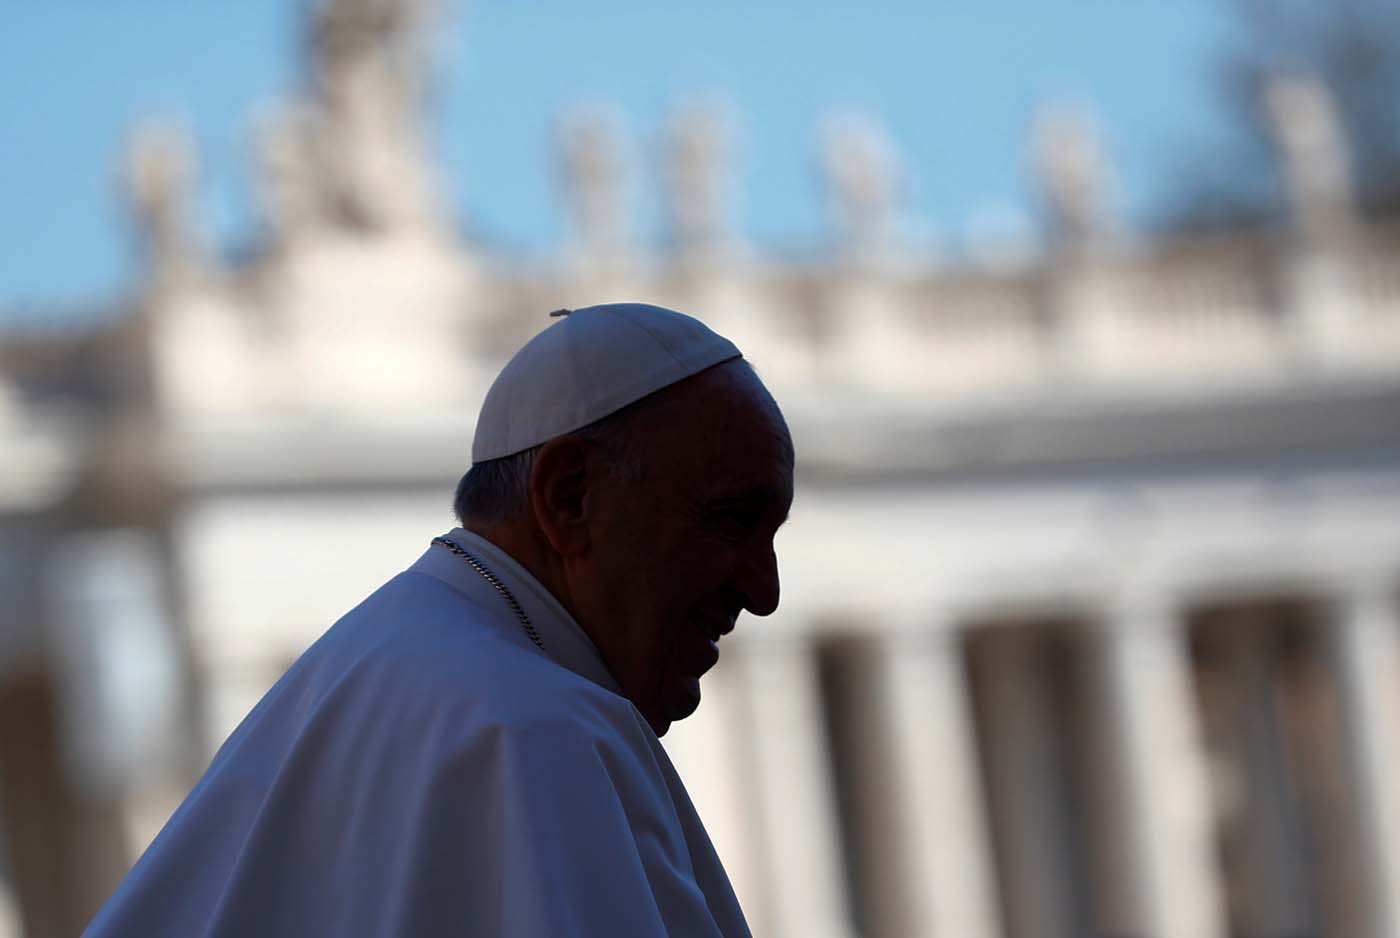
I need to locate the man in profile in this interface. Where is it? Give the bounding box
[85,302,794,937]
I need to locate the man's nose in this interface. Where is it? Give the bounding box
[735,543,781,617]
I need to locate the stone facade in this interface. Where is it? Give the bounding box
[2,2,1399,937]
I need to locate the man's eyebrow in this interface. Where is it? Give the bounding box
[707,487,792,522]
[710,485,785,503]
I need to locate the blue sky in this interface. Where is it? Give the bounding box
[1,0,1240,315]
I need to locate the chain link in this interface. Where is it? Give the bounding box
[432,536,546,651]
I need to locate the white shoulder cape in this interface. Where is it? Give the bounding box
[84,530,752,938]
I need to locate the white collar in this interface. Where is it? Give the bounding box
[409,527,623,696]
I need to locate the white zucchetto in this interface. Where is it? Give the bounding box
[471,302,742,462]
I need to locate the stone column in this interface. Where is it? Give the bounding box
[0,676,129,938]
[1330,582,1400,938]
[1095,593,1227,938]
[46,529,191,866]
[876,628,1001,938]
[735,636,854,938]
[971,626,1076,938]
[1214,608,1313,936]
[659,653,764,922]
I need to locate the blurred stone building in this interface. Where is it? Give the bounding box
[2,2,1399,937]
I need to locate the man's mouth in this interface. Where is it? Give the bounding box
[701,611,739,644]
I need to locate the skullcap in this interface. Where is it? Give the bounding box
[471,303,742,462]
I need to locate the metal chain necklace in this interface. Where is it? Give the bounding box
[432,536,546,651]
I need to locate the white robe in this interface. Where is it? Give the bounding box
[84,528,752,937]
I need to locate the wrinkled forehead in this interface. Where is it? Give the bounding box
[659,378,793,496]
[689,359,787,426]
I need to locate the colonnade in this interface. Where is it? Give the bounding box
[667,578,1400,938]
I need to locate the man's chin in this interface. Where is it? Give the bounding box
[658,674,703,730]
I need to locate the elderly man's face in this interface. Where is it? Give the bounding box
[580,362,794,736]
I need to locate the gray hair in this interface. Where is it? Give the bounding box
[452,401,649,525]
[452,358,782,525]
[452,446,540,524]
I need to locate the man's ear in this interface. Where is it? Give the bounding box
[528,437,591,556]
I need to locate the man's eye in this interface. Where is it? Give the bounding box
[712,510,757,541]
